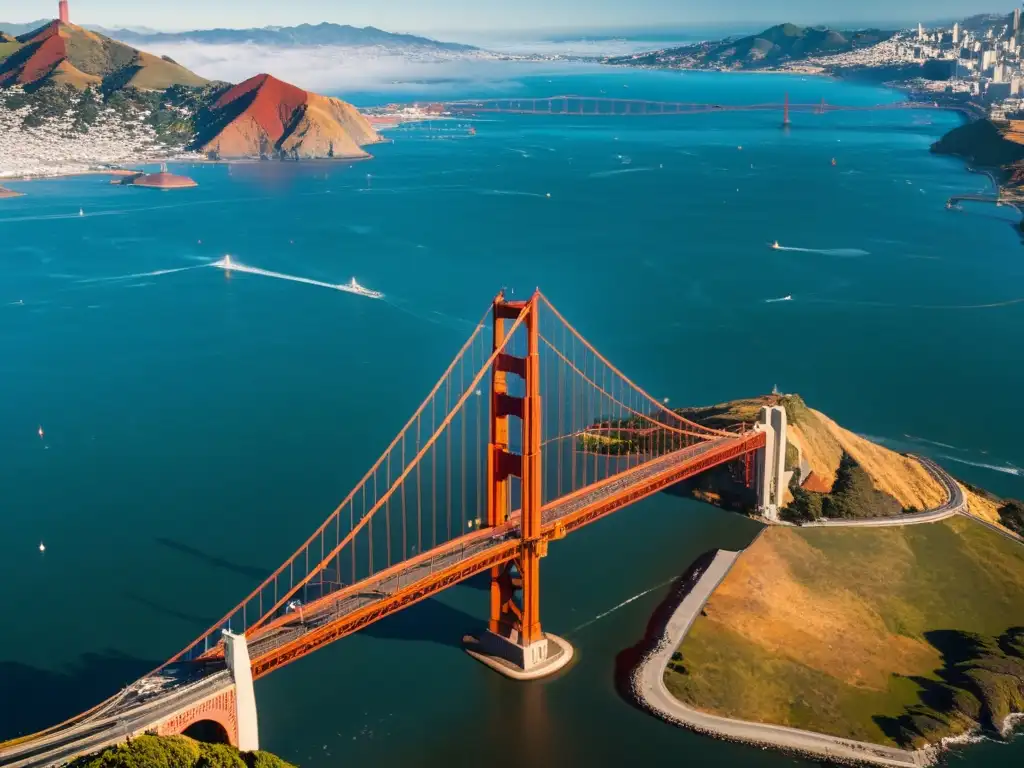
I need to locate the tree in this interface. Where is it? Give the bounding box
[998,499,1024,535]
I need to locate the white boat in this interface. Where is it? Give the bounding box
[78,208,84,217]
[340,277,384,299]
[223,254,233,269]
[771,241,781,250]
[781,295,792,301]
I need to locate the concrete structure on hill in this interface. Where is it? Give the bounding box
[754,405,787,522]
[59,0,69,24]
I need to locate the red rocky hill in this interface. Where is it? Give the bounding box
[194,73,381,160]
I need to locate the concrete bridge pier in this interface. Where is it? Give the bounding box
[224,631,259,752]
[754,405,788,521]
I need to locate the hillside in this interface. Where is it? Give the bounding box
[607,23,894,70]
[665,519,1024,748]
[0,20,207,91]
[66,733,294,768]
[102,22,476,52]
[193,73,380,160]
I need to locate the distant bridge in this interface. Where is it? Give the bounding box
[433,94,975,120]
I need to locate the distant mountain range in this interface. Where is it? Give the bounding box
[607,23,895,70]
[0,20,476,52]
[0,20,208,90]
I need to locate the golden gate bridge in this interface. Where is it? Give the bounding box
[0,291,779,767]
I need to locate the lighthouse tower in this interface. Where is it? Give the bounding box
[59,0,70,24]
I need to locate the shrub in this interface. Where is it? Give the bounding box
[998,500,1024,535]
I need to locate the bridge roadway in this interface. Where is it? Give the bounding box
[243,433,757,673]
[1,432,760,767]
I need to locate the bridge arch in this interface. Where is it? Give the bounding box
[182,719,232,745]
[155,687,239,747]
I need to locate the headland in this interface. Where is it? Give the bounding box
[620,394,1024,766]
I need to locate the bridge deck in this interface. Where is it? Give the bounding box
[244,433,761,675]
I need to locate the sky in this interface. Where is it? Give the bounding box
[1,0,1020,34]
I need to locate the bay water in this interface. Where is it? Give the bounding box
[1,67,1022,765]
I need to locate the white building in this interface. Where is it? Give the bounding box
[953,23,960,44]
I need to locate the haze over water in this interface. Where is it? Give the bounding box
[1,67,1022,766]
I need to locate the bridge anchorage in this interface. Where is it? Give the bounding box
[0,290,788,767]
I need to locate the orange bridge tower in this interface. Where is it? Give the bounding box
[465,291,574,679]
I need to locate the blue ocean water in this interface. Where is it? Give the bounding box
[0,67,1022,765]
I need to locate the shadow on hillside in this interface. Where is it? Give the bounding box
[873,627,1024,748]
[0,651,158,741]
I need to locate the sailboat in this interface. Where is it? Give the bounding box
[78,208,84,217]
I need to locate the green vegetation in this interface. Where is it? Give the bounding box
[0,40,22,63]
[666,519,1024,748]
[781,451,903,523]
[66,734,296,768]
[1000,500,1024,535]
[931,119,1024,170]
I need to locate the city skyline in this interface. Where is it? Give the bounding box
[0,0,1021,34]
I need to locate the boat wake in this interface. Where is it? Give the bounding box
[76,265,208,283]
[772,244,869,257]
[569,578,676,635]
[589,167,656,178]
[904,434,966,452]
[212,257,384,299]
[939,455,1024,477]
[764,295,793,303]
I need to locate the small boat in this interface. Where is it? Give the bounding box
[38,425,44,439]
[771,241,781,250]
[39,542,46,553]
[781,295,792,301]
[78,208,84,217]
[340,277,384,299]
[831,158,837,166]
[223,254,233,269]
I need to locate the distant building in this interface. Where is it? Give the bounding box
[982,49,998,71]
[987,81,1012,102]
[994,63,1007,83]
[1016,7,1022,33]
[1012,76,1022,96]
[919,23,925,41]
[953,23,960,44]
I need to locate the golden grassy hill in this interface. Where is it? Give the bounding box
[666,519,1024,748]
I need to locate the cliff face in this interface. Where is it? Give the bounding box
[0,20,207,90]
[194,74,380,160]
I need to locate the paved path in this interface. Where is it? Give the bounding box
[631,550,935,767]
